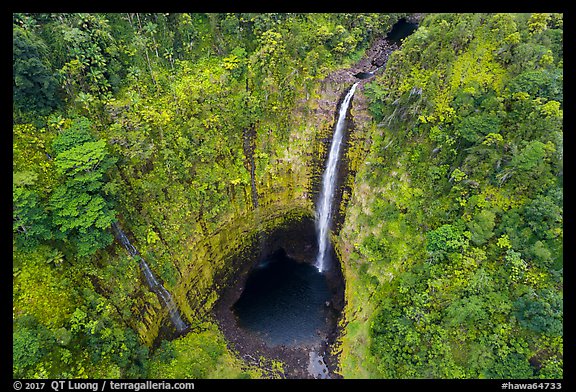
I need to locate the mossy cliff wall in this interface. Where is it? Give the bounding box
[127,47,384,346]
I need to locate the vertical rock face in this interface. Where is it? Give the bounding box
[315,82,359,273]
[212,214,346,379]
[243,125,259,209]
[137,36,397,346]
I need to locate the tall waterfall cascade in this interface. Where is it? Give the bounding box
[112,222,188,333]
[315,82,359,273]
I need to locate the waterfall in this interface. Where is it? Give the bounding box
[113,223,139,257]
[138,260,188,333]
[112,222,188,333]
[315,82,359,273]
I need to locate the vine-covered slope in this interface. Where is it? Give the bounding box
[13,12,403,378]
[337,13,562,378]
[13,12,562,379]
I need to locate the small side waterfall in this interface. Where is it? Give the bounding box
[315,82,359,273]
[112,222,188,333]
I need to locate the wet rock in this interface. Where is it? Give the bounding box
[211,34,402,379]
[308,351,330,379]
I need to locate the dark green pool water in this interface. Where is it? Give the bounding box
[232,249,331,347]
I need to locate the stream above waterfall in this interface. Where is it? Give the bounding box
[386,17,419,45]
[193,22,416,378]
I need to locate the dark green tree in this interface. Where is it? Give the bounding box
[13,25,59,115]
[13,171,52,249]
[514,289,562,336]
[13,315,56,378]
[523,191,562,240]
[426,223,469,262]
[49,118,117,257]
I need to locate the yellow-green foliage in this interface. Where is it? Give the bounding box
[13,11,562,380]
[340,12,563,379]
[148,323,262,379]
[13,245,76,328]
[15,12,406,379]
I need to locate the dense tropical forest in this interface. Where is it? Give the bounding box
[13,12,562,380]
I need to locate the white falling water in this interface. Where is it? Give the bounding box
[112,222,188,333]
[315,82,359,273]
[138,259,188,332]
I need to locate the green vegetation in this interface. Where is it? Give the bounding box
[148,323,263,379]
[337,12,562,379]
[13,12,403,378]
[13,12,562,380]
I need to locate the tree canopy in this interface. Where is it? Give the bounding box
[13,12,562,380]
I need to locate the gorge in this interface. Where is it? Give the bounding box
[109,20,402,379]
[13,12,563,381]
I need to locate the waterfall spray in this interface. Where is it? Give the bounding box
[315,82,359,273]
